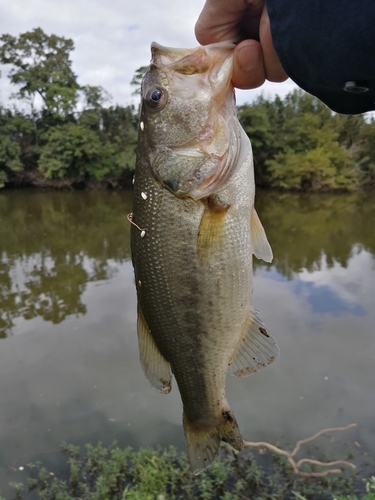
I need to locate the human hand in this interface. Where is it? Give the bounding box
[195,0,288,89]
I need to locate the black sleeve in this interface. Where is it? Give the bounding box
[267,0,375,115]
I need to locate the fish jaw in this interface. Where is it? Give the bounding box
[140,42,241,200]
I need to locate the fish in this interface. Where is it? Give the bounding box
[130,41,279,474]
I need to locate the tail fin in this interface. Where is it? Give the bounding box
[183,406,244,475]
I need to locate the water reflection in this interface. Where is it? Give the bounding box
[254,190,375,276]
[0,191,132,337]
[253,191,374,323]
[0,189,374,496]
[1,190,374,339]
[258,247,369,317]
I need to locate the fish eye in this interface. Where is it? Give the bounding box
[145,87,168,110]
[151,89,162,101]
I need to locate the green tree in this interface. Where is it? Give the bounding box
[79,85,112,130]
[0,29,140,187]
[38,105,138,185]
[266,111,358,190]
[238,98,275,185]
[1,36,373,192]
[0,107,28,187]
[240,90,365,191]
[0,28,79,117]
[0,106,33,188]
[81,84,111,110]
[100,105,138,170]
[353,118,375,187]
[130,65,147,95]
[38,123,110,182]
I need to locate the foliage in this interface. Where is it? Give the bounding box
[294,476,375,500]
[238,91,375,191]
[130,65,148,95]
[0,107,23,186]
[0,28,79,117]
[6,441,374,500]
[0,28,138,188]
[0,29,374,190]
[38,123,107,180]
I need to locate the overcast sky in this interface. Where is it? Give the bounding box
[0,0,298,109]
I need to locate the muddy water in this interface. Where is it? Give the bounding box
[0,189,374,494]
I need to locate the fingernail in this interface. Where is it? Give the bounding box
[237,43,261,72]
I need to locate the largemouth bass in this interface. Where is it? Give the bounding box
[130,41,279,474]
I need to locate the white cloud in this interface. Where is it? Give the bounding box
[0,0,297,108]
[298,246,375,309]
[236,79,299,106]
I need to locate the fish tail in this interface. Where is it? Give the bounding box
[183,406,244,475]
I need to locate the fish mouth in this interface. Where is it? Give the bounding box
[150,41,236,74]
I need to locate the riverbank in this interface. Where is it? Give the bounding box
[3,442,374,500]
[2,169,134,190]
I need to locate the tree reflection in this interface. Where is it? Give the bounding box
[0,191,132,338]
[254,190,375,277]
[1,190,374,338]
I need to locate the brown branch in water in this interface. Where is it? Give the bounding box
[242,423,357,477]
[291,424,357,456]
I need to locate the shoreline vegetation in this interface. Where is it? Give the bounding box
[3,440,375,500]
[0,29,374,193]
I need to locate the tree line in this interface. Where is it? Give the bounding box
[0,29,138,189]
[0,29,374,191]
[238,93,375,191]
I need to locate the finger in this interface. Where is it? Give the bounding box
[259,8,288,82]
[232,39,266,89]
[195,0,263,45]
[195,0,247,45]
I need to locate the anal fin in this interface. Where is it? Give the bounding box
[251,208,273,262]
[137,306,172,394]
[229,307,279,377]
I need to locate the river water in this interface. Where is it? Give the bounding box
[0,189,374,494]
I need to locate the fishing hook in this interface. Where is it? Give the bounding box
[127,213,146,238]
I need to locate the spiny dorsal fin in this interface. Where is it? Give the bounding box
[251,208,273,263]
[228,307,279,377]
[137,306,172,394]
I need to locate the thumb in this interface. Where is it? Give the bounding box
[233,40,266,89]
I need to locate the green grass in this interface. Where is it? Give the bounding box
[293,476,375,500]
[5,442,374,500]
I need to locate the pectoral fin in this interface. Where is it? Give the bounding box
[197,205,228,262]
[228,307,279,377]
[137,307,172,394]
[251,208,273,263]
